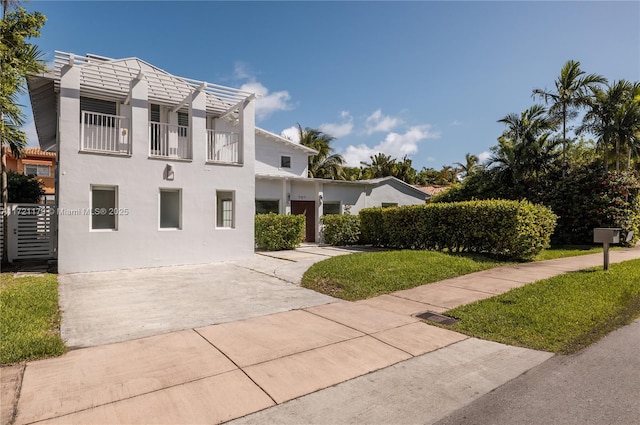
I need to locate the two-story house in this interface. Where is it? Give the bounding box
[254,129,428,242]
[5,147,57,202]
[28,52,256,273]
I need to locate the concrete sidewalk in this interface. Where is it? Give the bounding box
[4,247,640,425]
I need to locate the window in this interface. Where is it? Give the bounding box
[217,191,235,228]
[24,164,51,177]
[256,199,279,215]
[323,202,341,215]
[160,189,181,229]
[177,111,189,138]
[280,156,291,169]
[80,97,118,127]
[91,186,117,230]
[381,202,398,208]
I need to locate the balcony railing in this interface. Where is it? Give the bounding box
[207,130,240,164]
[81,111,130,154]
[149,122,192,160]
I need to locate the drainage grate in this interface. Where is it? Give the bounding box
[415,311,459,326]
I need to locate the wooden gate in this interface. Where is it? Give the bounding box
[6,203,57,262]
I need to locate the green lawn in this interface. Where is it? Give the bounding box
[533,245,604,261]
[0,273,66,365]
[301,250,505,300]
[444,259,640,354]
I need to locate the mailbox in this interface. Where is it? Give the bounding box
[593,228,621,244]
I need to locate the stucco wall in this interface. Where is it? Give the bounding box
[56,65,255,273]
[366,180,426,207]
[255,133,308,178]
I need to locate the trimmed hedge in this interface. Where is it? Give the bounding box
[255,213,305,251]
[359,200,557,260]
[322,214,361,246]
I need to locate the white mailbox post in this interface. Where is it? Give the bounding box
[593,228,621,270]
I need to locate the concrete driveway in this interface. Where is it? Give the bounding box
[59,245,364,348]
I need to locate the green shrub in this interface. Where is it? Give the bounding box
[322,214,361,246]
[547,168,640,246]
[255,213,305,251]
[359,208,387,245]
[360,200,557,260]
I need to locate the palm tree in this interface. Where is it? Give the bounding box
[296,124,345,179]
[1,3,46,260]
[494,105,560,180]
[454,153,479,180]
[367,153,396,178]
[392,155,416,183]
[580,80,640,172]
[533,60,606,176]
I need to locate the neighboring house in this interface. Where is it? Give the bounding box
[413,184,451,200]
[27,51,256,273]
[5,147,57,202]
[255,129,428,242]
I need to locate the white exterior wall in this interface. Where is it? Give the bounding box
[255,134,309,178]
[322,183,367,214]
[57,65,255,273]
[365,180,425,208]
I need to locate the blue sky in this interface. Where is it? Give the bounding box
[21,1,640,170]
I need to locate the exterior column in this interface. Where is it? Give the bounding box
[129,76,148,157]
[190,89,206,163]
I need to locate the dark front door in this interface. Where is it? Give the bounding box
[291,201,316,242]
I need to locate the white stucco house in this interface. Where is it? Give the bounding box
[28,52,256,273]
[27,51,426,273]
[254,128,428,242]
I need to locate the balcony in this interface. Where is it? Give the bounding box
[81,111,130,155]
[207,130,240,164]
[149,122,192,160]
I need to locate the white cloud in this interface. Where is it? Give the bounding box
[240,80,292,122]
[232,62,293,122]
[342,125,440,167]
[280,126,300,143]
[23,121,39,147]
[319,111,353,138]
[365,109,401,134]
[477,150,491,164]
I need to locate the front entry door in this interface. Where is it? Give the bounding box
[291,201,316,242]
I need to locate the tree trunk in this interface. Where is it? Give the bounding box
[1,142,8,263]
[562,105,567,178]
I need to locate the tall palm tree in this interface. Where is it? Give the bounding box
[533,60,606,176]
[454,153,479,179]
[296,124,345,179]
[580,80,640,172]
[1,3,46,260]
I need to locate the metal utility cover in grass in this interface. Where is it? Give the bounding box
[415,311,459,326]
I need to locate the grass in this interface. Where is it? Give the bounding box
[0,273,66,365]
[533,245,605,261]
[301,250,505,300]
[444,259,640,354]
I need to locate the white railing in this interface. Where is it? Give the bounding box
[81,111,130,154]
[149,122,191,159]
[207,130,240,164]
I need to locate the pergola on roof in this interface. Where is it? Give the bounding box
[53,51,255,117]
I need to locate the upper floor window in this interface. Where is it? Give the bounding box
[24,164,51,177]
[280,156,291,169]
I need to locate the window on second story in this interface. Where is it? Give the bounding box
[280,156,291,169]
[24,164,51,177]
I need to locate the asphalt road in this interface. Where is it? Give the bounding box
[435,319,640,425]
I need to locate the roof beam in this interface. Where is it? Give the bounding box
[218,93,256,120]
[171,83,204,113]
